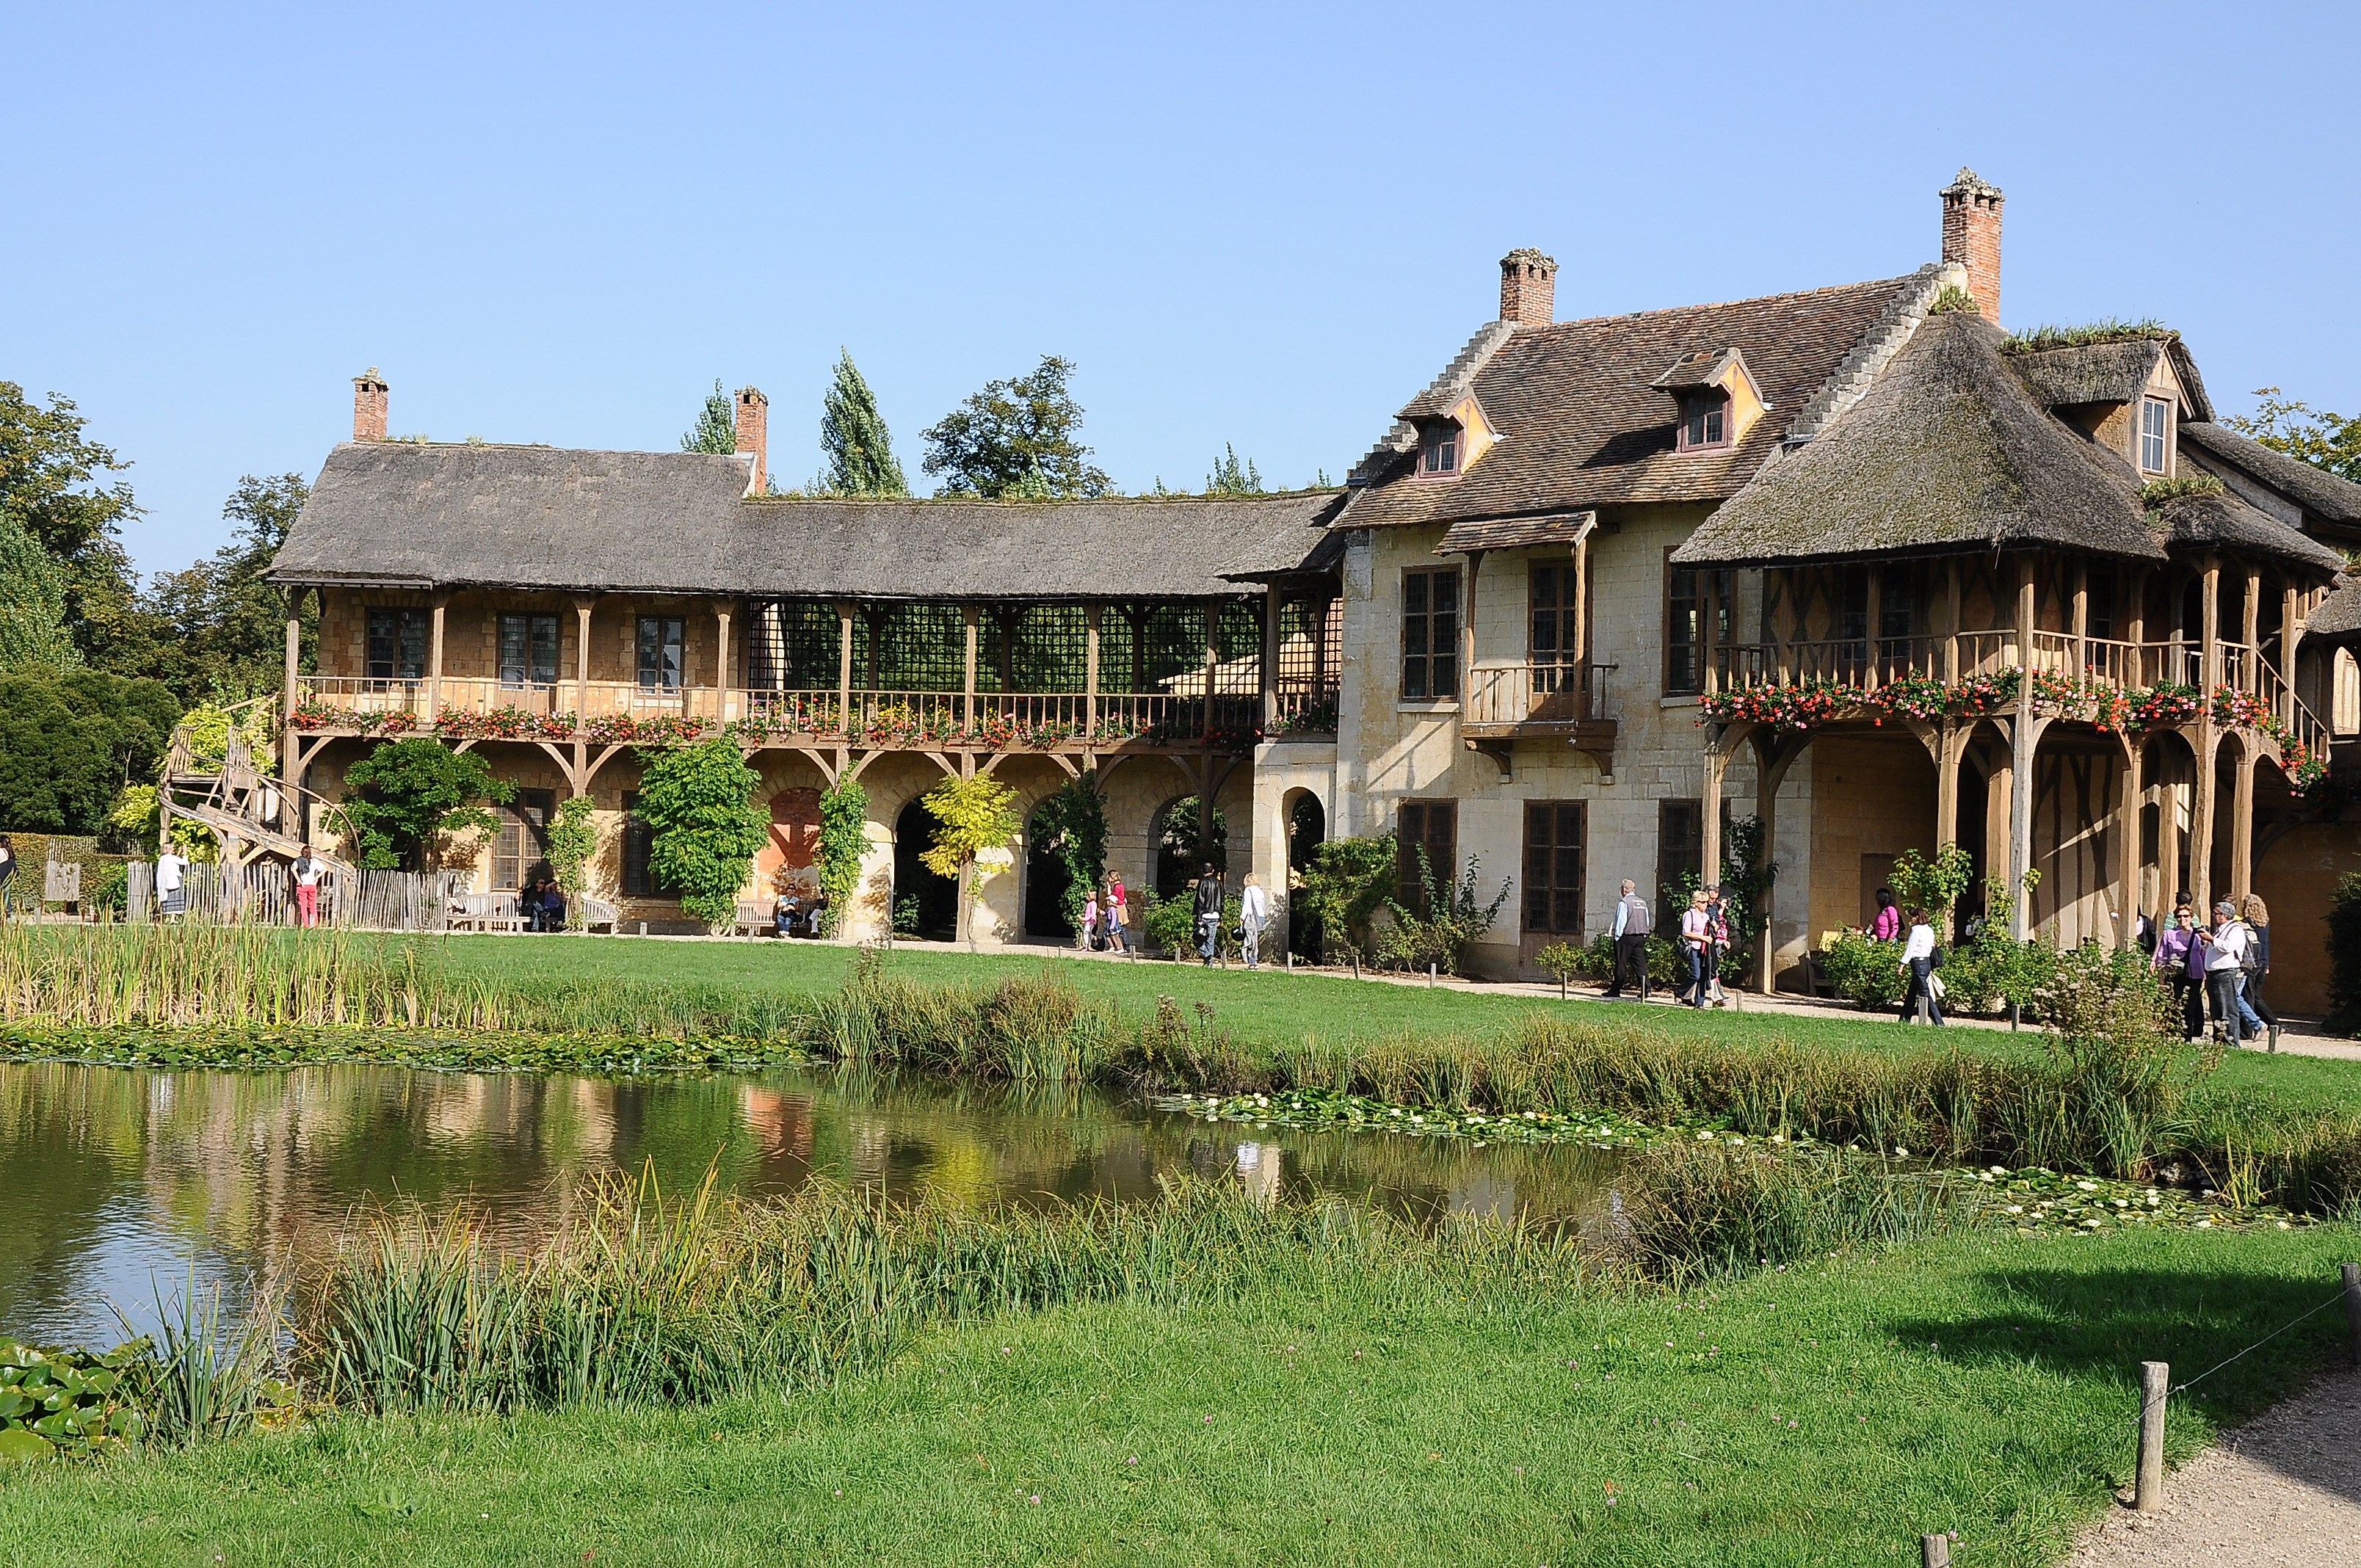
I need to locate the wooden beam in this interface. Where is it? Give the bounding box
[572,595,595,716]
[963,605,979,733]
[1261,582,1281,736]
[2114,736,2144,949]
[1085,602,1101,740]
[426,592,449,723]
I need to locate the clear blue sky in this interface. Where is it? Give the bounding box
[7,0,2354,576]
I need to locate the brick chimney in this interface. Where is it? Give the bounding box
[734,386,768,493]
[352,367,388,441]
[1499,248,1558,328]
[1940,169,2004,324]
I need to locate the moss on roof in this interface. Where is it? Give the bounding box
[2002,319,2179,356]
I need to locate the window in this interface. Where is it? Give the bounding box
[1401,567,1460,700]
[493,789,554,890]
[1677,392,1730,451]
[499,614,559,688]
[2140,398,2172,473]
[366,608,430,681]
[621,791,669,897]
[2336,649,2361,738]
[1657,799,1703,907]
[1664,562,1730,696]
[2087,568,2117,642]
[637,617,685,690]
[1395,800,1457,916]
[1522,802,1585,937]
[1420,423,1459,476]
[1531,562,1577,688]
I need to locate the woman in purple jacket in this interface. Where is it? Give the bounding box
[2150,904,2205,1041]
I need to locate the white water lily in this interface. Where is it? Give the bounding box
[1697,1130,1715,1141]
[2075,1180,2099,1191]
[2006,1205,2024,1214]
[1893,1147,1910,1158]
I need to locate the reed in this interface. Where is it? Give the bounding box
[1611,1141,1968,1283]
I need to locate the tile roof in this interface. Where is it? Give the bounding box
[1337,266,1948,532]
[269,441,1343,600]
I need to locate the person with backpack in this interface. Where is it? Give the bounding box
[1192,863,1225,966]
[1896,907,1945,1025]
[2238,893,2279,1051]
[2202,901,2252,1046]
[1606,880,1651,1001]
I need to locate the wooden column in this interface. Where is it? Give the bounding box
[1865,565,1883,688]
[835,602,854,742]
[2125,568,2147,686]
[1704,565,1722,695]
[1201,598,1219,741]
[1461,551,1484,715]
[1573,532,1592,714]
[1934,727,1962,849]
[714,600,734,722]
[1084,602,1102,739]
[2071,562,2088,676]
[2241,567,2262,692]
[2189,733,2218,919]
[962,605,979,731]
[2230,741,2256,900]
[1772,568,1793,684]
[2114,741,2144,949]
[2200,559,2222,691]
[425,592,449,722]
[2006,555,2037,940]
[282,587,307,726]
[2282,584,2302,724]
[1701,738,1726,887]
[1944,559,1962,683]
[1261,583,1281,735]
[2157,756,2186,908]
[572,596,595,715]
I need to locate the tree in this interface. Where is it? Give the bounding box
[634,739,768,931]
[339,739,514,870]
[544,794,598,929]
[0,511,77,674]
[1295,834,1397,964]
[816,778,870,936]
[920,355,1112,499]
[133,473,314,705]
[917,773,1021,947]
[0,382,147,667]
[817,352,910,496]
[2223,388,2361,484]
[0,670,180,833]
[1204,444,1264,496]
[1031,772,1108,928]
[681,380,737,455]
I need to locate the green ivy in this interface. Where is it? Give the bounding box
[633,740,768,932]
[817,779,869,937]
[1032,772,1108,929]
[545,795,597,929]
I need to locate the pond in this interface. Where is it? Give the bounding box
[0,1060,1620,1348]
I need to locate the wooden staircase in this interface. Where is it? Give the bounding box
[159,700,353,875]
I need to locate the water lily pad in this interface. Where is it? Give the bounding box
[0,1427,54,1463]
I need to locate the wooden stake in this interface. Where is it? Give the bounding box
[1920,1534,1950,1568]
[2343,1263,2360,1367]
[2136,1360,2169,1511]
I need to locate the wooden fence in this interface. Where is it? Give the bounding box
[127,863,465,932]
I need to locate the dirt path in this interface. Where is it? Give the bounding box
[2061,1368,2361,1567]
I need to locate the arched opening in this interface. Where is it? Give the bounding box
[1284,790,1326,960]
[755,786,823,896]
[1155,794,1227,901]
[1024,799,1075,940]
[892,798,957,940]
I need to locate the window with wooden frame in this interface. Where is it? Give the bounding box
[493,788,554,890]
[1663,559,1730,696]
[621,791,668,897]
[2139,397,2172,473]
[498,614,559,688]
[366,608,430,681]
[1395,799,1457,915]
[1522,802,1585,937]
[1401,567,1460,701]
[1676,391,1730,451]
[1529,560,1579,694]
[637,617,685,690]
[1656,799,1702,908]
[1419,422,1460,476]
[2086,568,2117,642]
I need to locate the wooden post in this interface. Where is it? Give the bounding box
[2136,1360,2169,1512]
[714,600,733,722]
[1865,565,1882,688]
[962,604,979,733]
[1085,602,1102,740]
[1261,583,1281,735]
[2343,1263,2360,1366]
[2242,567,2262,692]
[1934,727,1962,849]
[2191,564,2220,917]
[425,592,448,722]
[1773,568,1793,684]
[2009,556,2037,941]
[1461,551,1484,716]
[572,595,595,716]
[1944,558,1962,683]
[2071,562,2089,677]
[835,601,855,736]
[2230,741,2255,899]
[1202,598,1219,741]
[2200,559,2222,692]
[2158,755,2185,908]
[1573,531,1592,714]
[1701,739,1725,886]
[2282,584,2302,724]
[2125,567,2147,686]
[1921,1535,1950,1568]
[2115,741,2144,950]
[282,588,306,727]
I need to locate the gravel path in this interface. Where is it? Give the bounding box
[2061,1368,2361,1567]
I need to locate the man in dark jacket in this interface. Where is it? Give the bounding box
[1193,863,1225,966]
[1606,880,1651,1001]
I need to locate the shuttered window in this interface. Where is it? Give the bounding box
[1522,802,1584,936]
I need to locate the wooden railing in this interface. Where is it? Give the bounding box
[1463,661,1615,730]
[1715,636,2271,700]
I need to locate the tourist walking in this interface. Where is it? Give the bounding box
[156,837,189,920]
[1896,907,1945,1025]
[2240,893,2280,1050]
[1702,884,1731,1005]
[2202,901,2252,1045]
[1870,888,1901,941]
[2152,904,2205,1040]
[1105,876,1129,954]
[1080,888,1100,951]
[1678,889,1712,1006]
[1239,873,1269,969]
[289,846,323,929]
[1193,863,1225,965]
[1606,880,1651,1001]
[0,835,15,920]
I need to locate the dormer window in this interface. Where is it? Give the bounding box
[1677,392,1730,451]
[1421,423,1460,476]
[2140,397,2172,473]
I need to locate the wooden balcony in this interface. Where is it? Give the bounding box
[1460,662,1617,774]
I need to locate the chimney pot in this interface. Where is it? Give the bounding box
[1499,247,1558,328]
[1939,168,2004,324]
[734,386,769,495]
[352,367,389,442]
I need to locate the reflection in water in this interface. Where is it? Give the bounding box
[0,1061,1618,1346]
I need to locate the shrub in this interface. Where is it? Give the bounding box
[634,740,768,932]
[2327,871,2361,1035]
[340,738,514,870]
[1816,930,1906,1009]
[1295,835,1395,962]
[1029,772,1106,929]
[544,795,597,928]
[816,780,868,937]
[1377,850,1512,976]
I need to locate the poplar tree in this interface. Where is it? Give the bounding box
[818,352,910,496]
[681,380,736,454]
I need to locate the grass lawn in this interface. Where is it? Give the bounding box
[414,934,2361,1116]
[12,1223,2357,1567]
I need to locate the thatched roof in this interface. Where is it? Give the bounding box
[2153,490,2346,573]
[1672,312,2166,568]
[2303,576,2361,640]
[270,441,1344,600]
[2180,421,2361,529]
[2007,335,2215,421]
[1339,266,1950,531]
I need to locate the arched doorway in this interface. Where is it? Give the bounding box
[892,798,957,940]
[1024,799,1074,940]
[1285,789,1326,959]
[755,787,822,896]
[1155,794,1227,901]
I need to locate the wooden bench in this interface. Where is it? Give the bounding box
[449,893,529,933]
